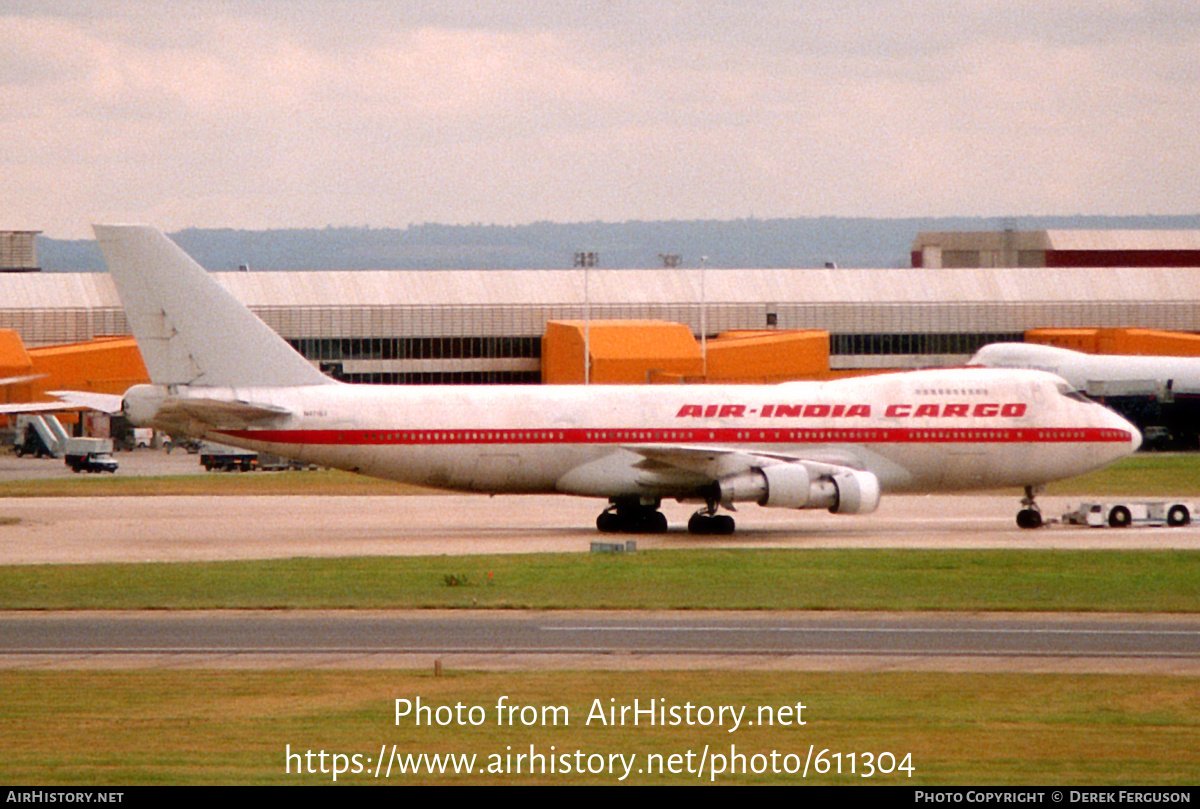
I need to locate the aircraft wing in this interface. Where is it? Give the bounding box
[557,442,880,513]
[628,443,866,478]
[628,441,883,511]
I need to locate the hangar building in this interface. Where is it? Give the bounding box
[1,229,1197,384]
[912,229,1200,268]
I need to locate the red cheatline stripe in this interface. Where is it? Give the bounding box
[214,427,1134,446]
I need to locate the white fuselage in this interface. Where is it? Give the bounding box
[131,367,1140,500]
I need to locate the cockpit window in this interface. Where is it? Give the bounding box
[1056,381,1094,403]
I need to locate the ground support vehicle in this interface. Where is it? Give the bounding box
[1062,500,1193,528]
[200,443,258,472]
[63,438,119,474]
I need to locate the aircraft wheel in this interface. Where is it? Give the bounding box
[650,510,668,534]
[1016,508,1043,530]
[600,505,667,534]
[688,513,736,535]
[1108,506,1132,528]
[596,511,621,533]
[1168,505,1191,527]
[622,509,667,534]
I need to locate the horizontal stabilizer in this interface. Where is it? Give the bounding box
[155,397,292,430]
[0,389,125,415]
[0,400,87,415]
[46,390,126,414]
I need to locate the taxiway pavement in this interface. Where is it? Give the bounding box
[1,492,1199,565]
[4,609,1199,674]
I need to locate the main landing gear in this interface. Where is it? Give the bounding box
[687,503,735,535]
[594,497,738,535]
[596,497,668,534]
[1016,485,1044,529]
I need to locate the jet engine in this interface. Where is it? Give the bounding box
[718,464,881,514]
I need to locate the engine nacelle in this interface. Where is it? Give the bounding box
[122,384,168,426]
[759,463,817,509]
[827,468,881,514]
[717,464,881,515]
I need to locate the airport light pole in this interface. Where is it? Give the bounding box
[584,265,590,385]
[700,255,708,381]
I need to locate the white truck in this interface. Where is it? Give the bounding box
[63,437,119,474]
[1062,501,1192,528]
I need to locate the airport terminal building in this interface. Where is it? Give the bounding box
[1,229,1198,384]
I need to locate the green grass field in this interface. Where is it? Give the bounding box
[1043,453,1200,497]
[0,467,430,497]
[2,670,1198,785]
[3,549,1199,611]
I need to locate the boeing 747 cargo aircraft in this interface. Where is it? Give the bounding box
[92,226,1140,533]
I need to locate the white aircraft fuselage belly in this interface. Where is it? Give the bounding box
[135,367,1139,499]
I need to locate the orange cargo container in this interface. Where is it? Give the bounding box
[542,321,839,384]
[704,330,831,383]
[542,321,703,384]
[1026,327,1200,356]
[1024,328,1103,353]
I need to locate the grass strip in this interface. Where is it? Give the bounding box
[0,468,430,497]
[2,669,1197,785]
[3,549,1199,611]
[1043,453,1200,498]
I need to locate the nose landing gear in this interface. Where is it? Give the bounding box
[1016,485,1044,529]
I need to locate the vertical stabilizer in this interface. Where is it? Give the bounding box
[93,225,335,388]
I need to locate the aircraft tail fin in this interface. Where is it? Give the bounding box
[93,225,335,388]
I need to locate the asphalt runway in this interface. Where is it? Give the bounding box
[4,610,1199,674]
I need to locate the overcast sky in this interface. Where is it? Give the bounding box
[5,1,1199,238]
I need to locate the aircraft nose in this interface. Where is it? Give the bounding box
[1107,408,1142,455]
[1128,423,1143,453]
